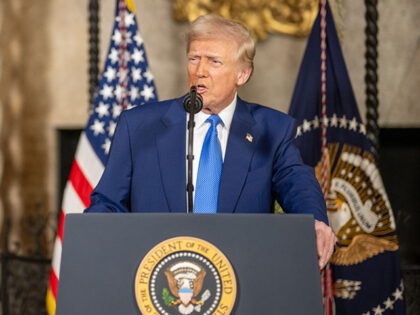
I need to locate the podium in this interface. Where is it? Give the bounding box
[56,213,323,315]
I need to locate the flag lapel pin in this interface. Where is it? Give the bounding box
[246,133,253,143]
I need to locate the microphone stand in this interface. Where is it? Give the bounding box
[184,86,202,213]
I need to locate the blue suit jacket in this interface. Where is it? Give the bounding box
[86,96,328,224]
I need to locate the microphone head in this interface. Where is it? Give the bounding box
[183,87,203,114]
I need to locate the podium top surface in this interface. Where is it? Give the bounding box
[57,213,322,315]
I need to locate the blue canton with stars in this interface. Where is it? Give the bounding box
[85,2,158,165]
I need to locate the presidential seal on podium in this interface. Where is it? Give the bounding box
[135,236,237,315]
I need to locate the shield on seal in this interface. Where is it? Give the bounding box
[179,288,193,305]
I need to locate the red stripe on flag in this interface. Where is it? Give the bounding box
[68,160,93,208]
[49,269,59,299]
[57,210,65,242]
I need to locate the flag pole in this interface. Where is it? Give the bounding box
[364,0,379,162]
[88,0,100,110]
[319,1,335,314]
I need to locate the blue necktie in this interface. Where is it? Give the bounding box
[194,115,223,213]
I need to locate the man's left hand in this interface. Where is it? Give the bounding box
[314,220,337,269]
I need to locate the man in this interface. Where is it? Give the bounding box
[85,14,336,269]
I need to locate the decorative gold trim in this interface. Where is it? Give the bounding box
[173,0,319,40]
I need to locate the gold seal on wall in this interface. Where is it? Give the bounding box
[135,236,237,315]
[173,0,319,40]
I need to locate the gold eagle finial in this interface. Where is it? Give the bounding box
[126,0,136,13]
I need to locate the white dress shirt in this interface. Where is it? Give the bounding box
[186,94,237,202]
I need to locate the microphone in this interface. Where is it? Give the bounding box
[183,86,203,114]
[184,86,203,213]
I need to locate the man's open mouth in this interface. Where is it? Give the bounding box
[197,84,207,93]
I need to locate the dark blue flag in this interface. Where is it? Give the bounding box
[289,2,405,314]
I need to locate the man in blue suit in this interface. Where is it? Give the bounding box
[85,14,336,268]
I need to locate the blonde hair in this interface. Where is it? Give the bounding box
[185,14,256,73]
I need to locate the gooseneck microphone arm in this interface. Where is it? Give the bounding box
[183,86,203,213]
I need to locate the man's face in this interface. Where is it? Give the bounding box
[187,38,251,115]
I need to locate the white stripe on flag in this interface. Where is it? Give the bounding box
[62,182,85,214]
[76,132,105,188]
[52,237,62,280]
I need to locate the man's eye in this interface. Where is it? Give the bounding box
[212,60,221,65]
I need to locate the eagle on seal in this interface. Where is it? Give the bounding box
[164,261,207,308]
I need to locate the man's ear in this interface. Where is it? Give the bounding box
[236,67,253,86]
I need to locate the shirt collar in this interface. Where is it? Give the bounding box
[193,93,237,131]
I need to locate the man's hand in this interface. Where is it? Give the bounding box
[315,220,337,269]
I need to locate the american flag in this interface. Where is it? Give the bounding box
[289,2,404,314]
[46,0,157,313]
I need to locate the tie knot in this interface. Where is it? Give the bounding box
[207,114,222,128]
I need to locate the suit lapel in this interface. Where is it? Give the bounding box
[156,98,187,213]
[218,98,259,213]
